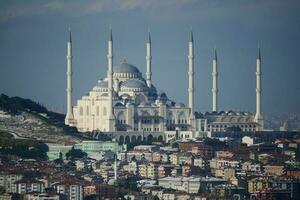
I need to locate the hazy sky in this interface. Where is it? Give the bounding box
[0,0,299,116]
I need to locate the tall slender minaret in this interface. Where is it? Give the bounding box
[146,31,152,88]
[188,31,195,118]
[114,154,117,182]
[107,29,115,131]
[212,48,218,112]
[65,30,74,125]
[255,47,263,126]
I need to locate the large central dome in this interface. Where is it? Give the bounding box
[113,61,143,80]
[114,62,140,74]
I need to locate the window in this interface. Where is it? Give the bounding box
[96,106,100,116]
[86,106,89,115]
[103,107,107,116]
[79,107,83,116]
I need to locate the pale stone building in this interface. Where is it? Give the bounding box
[64,30,264,143]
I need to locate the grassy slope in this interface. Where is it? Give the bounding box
[0,93,78,135]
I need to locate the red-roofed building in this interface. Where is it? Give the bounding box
[51,176,84,200]
[13,178,45,194]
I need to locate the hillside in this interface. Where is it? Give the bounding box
[0,94,82,145]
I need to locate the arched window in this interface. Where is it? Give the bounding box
[178,111,186,125]
[86,106,89,116]
[79,107,83,116]
[103,107,107,116]
[96,106,100,116]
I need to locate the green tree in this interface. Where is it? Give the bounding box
[65,147,87,160]
[153,196,159,200]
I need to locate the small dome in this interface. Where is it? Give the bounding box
[218,111,225,115]
[175,102,185,107]
[115,102,124,107]
[195,112,203,118]
[100,93,108,96]
[157,90,168,100]
[98,80,108,88]
[120,94,131,100]
[114,62,140,74]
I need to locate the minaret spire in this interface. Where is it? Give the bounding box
[188,31,195,119]
[109,28,113,42]
[214,47,217,60]
[114,154,118,182]
[65,29,74,125]
[212,47,218,112]
[107,28,115,131]
[189,31,193,43]
[146,31,152,88]
[148,31,151,43]
[255,45,264,130]
[69,30,72,43]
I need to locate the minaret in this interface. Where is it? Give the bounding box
[146,32,152,88]
[107,29,115,131]
[212,48,218,112]
[188,31,195,118]
[255,47,263,128]
[65,30,74,125]
[114,154,117,182]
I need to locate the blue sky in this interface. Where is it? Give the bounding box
[0,0,299,115]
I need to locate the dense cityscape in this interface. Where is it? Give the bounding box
[0,83,299,200]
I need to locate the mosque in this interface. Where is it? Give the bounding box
[64,30,264,143]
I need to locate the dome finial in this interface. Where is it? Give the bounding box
[68,27,72,43]
[122,57,127,63]
[214,46,217,60]
[109,26,113,42]
[257,43,261,60]
[189,27,194,42]
[147,30,151,44]
[189,30,193,43]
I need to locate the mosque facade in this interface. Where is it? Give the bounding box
[64,30,264,143]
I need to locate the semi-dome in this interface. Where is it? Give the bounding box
[149,85,158,97]
[121,79,147,90]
